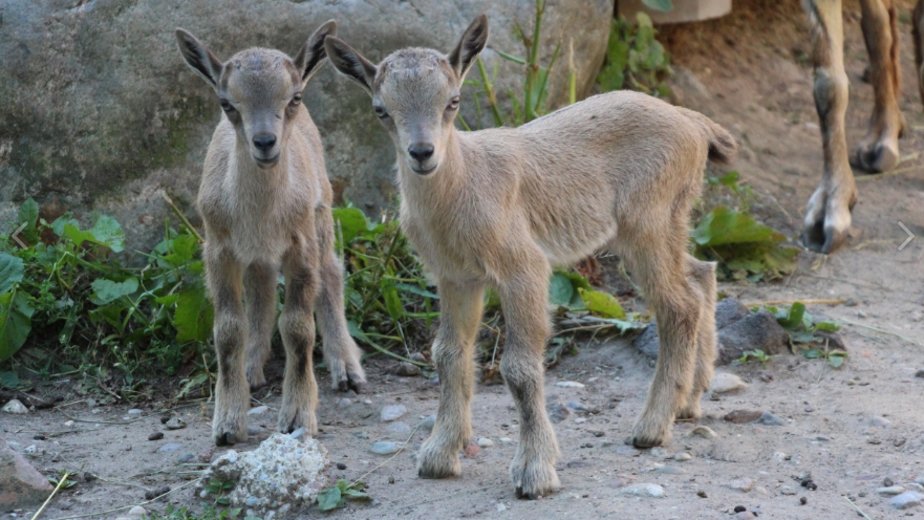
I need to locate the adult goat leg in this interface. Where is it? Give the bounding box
[802,0,857,253]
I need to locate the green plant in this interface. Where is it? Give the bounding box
[761,302,846,368]
[151,504,260,520]
[693,172,799,282]
[597,12,672,97]
[737,349,771,365]
[316,479,371,512]
[0,198,212,397]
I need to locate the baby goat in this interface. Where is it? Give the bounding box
[326,15,734,498]
[176,21,366,446]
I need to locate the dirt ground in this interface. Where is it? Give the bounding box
[2,1,924,518]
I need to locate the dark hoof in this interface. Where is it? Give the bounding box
[338,373,368,394]
[851,142,898,173]
[215,431,238,447]
[515,487,539,500]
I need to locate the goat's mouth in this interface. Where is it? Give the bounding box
[253,154,280,168]
[411,164,437,175]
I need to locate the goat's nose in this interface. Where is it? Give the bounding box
[252,133,277,152]
[408,142,434,162]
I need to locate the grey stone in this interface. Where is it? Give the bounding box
[165,417,186,430]
[674,452,693,462]
[177,453,195,464]
[394,362,422,377]
[157,442,183,453]
[247,405,269,416]
[758,411,785,426]
[619,483,665,498]
[385,421,412,436]
[878,485,905,496]
[127,408,143,417]
[632,298,789,364]
[727,478,755,493]
[418,415,437,432]
[710,372,748,394]
[690,426,718,439]
[0,437,53,507]
[555,381,585,389]
[0,0,612,249]
[2,399,28,414]
[891,491,924,510]
[380,404,407,422]
[477,437,494,448]
[370,441,400,455]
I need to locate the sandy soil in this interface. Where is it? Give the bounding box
[2,1,923,518]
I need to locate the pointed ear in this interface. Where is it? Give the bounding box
[175,29,223,90]
[324,36,377,95]
[294,19,337,86]
[448,14,488,80]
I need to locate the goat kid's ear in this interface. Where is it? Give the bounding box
[295,19,337,86]
[448,14,488,80]
[175,29,223,91]
[324,36,377,95]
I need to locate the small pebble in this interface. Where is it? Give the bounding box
[733,505,746,513]
[800,496,807,505]
[710,372,748,394]
[477,437,494,448]
[499,437,514,444]
[370,441,400,455]
[165,417,186,430]
[394,362,421,377]
[555,381,585,389]
[619,483,665,498]
[780,485,796,495]
[127,408,143,417]
[496,503,508,512]
[727,478,755,492]
[381,404,408,422]
[144,485,170,500]
[915,369,924,379]
[418,415,436,432]
[247,405,269,416]
[336,462,347,470]
[157,442,183,453]
[177,453,195,463]
[148,432,164,441]
[290,427,307,440]
[64,420,74,427]
[127,505,147,518]
[724,410,763,424]
[386,421,412,436]
[891,491,924,510]
[690,426,717,439]
[2,399,28,414]
[337,397,353,408]
[697,490,707,498]
[674,452,692,462]
[758,411,785,426]
[878,485,905,496]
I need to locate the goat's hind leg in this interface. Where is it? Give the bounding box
[802,0,858,253]
[277,242,321,435]
[676,257,717,421]
[206,244,248,446]
[315,209,367,393]
[243,263,277,390]
[912,0,924,107]
[417,279,484,479]
[617,231,701,448]
[853,0,904,172]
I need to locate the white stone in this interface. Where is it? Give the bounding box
[247,405,269,416]
[878,485,905,496]
[380,404,407,422]
[555,381,585,389]
[891,491,924,510]
[727,478,755,492]
[477,437,494,448]
[619,483,665,498]
[2,399,28,414]
[710,372,748,394]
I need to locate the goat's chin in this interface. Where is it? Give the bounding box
[409,162,438,175]
[253,154,280,169]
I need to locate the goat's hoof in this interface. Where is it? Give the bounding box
[417,441,461,479]
[676,402,702,422]
[511,459,560,500]
[336,372,368,394]
[851,140,899,173]
[277,406,318,437]
[801,185,856,255]
[247,370,267,392]
[213,429,243,447]
[630,417,671,449]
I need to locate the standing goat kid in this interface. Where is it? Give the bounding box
[326,15,735,499]
[176,21,366,446]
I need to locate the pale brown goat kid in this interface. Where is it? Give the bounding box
[326,15,735,498]
[176,21,365,446]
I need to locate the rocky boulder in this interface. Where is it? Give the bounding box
[0,437,53,508]
[0,0,612,248]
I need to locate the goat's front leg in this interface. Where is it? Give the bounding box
[277,242,321,436]
[497,261,560,499]
[243,262,277,390]
[417,279,484,479]
[803,0,858,253]
[314,209,367,393]
[913,0,924,107]
[853,0,904,172]
[205,243,248,446]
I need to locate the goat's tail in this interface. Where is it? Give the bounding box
[679,108,738,165]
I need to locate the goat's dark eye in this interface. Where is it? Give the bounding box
[446,96,460,111]
[373,105,389,119]
[290,94,302,107]
[219,99,235,113]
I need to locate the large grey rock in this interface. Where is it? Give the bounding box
[0,0,612,248]
[0,437,53,508]
[632,298,790,365]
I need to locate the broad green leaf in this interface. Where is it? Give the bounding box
[0,291,34,362]
[89,215,125,252]
[174,288,213,343]
[578,288,626,319]
[692,206,780,247]
[815,321,840,333]
[91,277,139,305]
[164,233,198,266]
[641,0,673,12]
[380,278,405,321]
[317,485,343,511]
[17,198,40,243]
[548,273,575,307]
[396,283,439,300]
[0,253,24,294]
[333,207,370,246]
[777,302,806,331]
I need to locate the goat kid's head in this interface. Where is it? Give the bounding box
[176,21,336,169]
[325,15,488,175]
